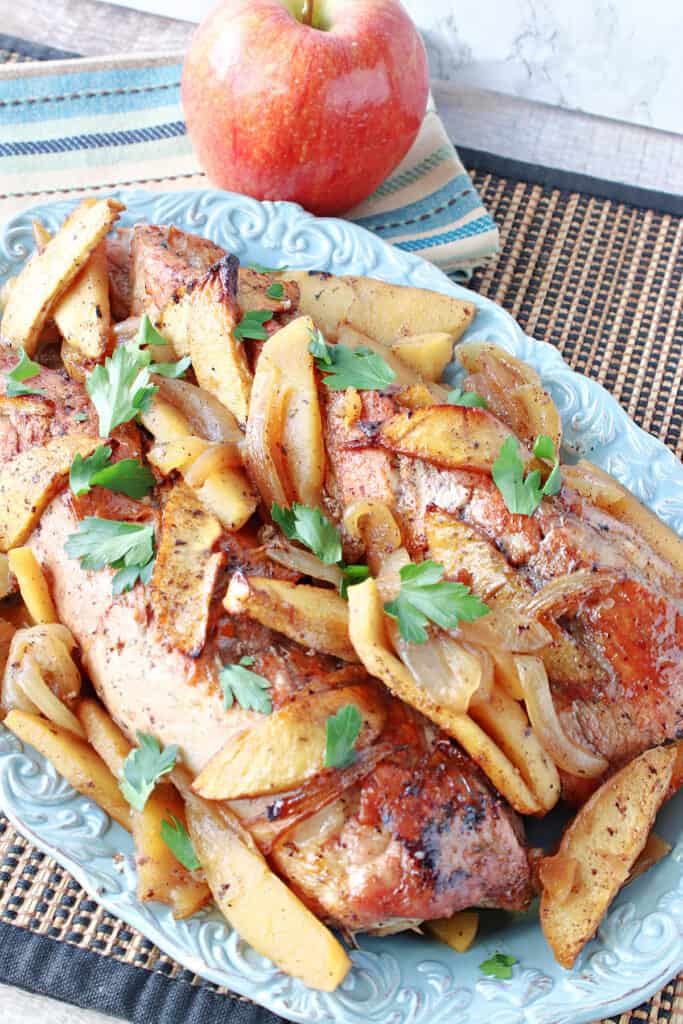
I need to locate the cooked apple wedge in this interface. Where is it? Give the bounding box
[32,221,110,362]
[1,198,123,355]
[225,575,357,662]
[193,683,386,799]
[391,332,454,381]
[177,777,351,991]
[379,405,523,473]
[4,710,131,830]
[284,271,475,344]
[150,483,224,658]
[0,435,100,550]
[538,744,676,968]
[244,315,325,508]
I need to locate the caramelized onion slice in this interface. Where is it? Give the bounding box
[515,655,608,778]
[458,608,551,653]
[235,743,395,854]
[343,499,402,577]
[393,624,485,715]
[154,377,243,444]
[265,537,343,588]
[524,570,621,619]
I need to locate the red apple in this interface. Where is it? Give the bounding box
[182,0,428,216]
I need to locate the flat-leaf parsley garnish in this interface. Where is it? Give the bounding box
[160,815,201,871]
[309,329,395,391]
[233,309,271,341]
[447,387,487,409]
[492,434,561,516]
[86,315,189,436]
[478,952,518,980]
[246,262,288,274]
[266,282,285,300]
[120,731,177,812]
[384,560,489,645]
[69,445,155,499]
[325,705,362,768]
[272,501,342,565]
[64,516,155,594]
[5,348,44,398]
[219,656,272,715]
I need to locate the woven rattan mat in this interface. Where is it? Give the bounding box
[0,83,682,1021]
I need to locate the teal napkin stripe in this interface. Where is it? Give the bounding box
[0,59,498,274]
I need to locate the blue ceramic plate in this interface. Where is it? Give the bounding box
[0,189,681,1024]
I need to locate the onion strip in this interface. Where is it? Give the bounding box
[515,655,608,778]
[524,570,620,619]
[265,540,343,587]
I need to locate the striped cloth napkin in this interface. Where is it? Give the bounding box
[0,53,498,276]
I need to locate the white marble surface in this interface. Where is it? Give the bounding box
[105,0,683,134]
[0,984,119,1024]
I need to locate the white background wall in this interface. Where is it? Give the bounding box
[106,0,683,134]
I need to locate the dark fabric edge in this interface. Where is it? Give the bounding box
[0,922,279,1023]
[0,33,78,62]
[457,146,683,217]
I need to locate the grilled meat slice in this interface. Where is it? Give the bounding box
[3,362,531,929]
[130,224,226,316]
[323,388,683,794]
[105,228,133,321]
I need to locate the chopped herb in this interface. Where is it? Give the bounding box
[246,262,288,274]
[478,952,518,980]
[266,281,285,300]
[5,348,45,398]
[219,656,272,714]
[324,705,362,768]
[160,815,201,871]
[69,445,155,499]
[340,563,371,599]
[310,333,396,391]
[272,502,342,565]
[86,315,190,436]
[86,341,157,437]
[447,387,487,409]
[64,516,155,594]
[234,309,271,341]
[73,411,90,422]
[308,327,332,364]
[120,731,177,812]
[492,435,561,516]
[384,560,489,645]
[151,356,191,379]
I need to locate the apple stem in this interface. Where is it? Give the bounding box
[301,0,314,26]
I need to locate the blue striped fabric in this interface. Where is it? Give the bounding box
[0,55,498,275]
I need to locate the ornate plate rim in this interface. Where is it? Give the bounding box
[0,187,681,1024]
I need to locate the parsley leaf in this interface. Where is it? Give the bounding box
[69,445,155,499]
[73,411,89,422]
[86,316,190,436]
[272,502,342,565]
[64,517,155,593]
[310,335,396,392]
[340,564,370,599]
[246,262,288,274]
[492,435,561,516]
[266,281,285,300]
[447,387,487,409]
[219,656,272,714]
[384,560,489,644]
[86,341,157,437]
[160,815,201,871]
[308,328,332,365]
[5,348,45,398]
[478,952,518,980]
[151,356,192,379]
[325,705,362,768]
[120,731,177,812]
[234,309,271,341]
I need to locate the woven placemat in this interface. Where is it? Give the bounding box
[0,147,681,1024]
